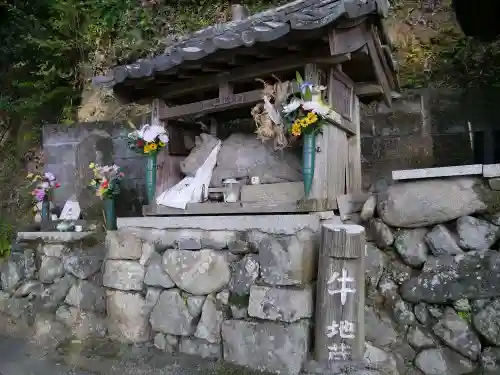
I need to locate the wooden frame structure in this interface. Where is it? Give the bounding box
[93,0,397,216]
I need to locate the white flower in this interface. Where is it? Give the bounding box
[44,172,55,181]
[302,100,330,115]
[159,133,169,143]
[41,182,49,189]
[137,124,168,143]
[282,98,302,114]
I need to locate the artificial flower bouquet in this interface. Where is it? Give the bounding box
[252,71,332,150]
[27,172,60,202]
[126,122,169,155]
[281,72,330,138]
[88,163,124,199]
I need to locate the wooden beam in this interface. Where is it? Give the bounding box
[364,25,392,106]
[355,82,384,97]
[372,27,396,90]
[159,89,262,119]
[159,52,353,100]
[312,53,352,66]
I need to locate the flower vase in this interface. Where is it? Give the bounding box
[302,132,316,197]
[146,153,157,205]
[103,198,117,230]
[41,195,51,226]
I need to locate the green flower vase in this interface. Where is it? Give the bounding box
[41,195,51,226]
[146,153,157,205]
[302,132,316,197]
[103,198,117,230]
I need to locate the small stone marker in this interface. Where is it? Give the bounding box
[314,223,365,366]
[59,195,81,220]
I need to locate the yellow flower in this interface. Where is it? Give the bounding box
[291,121,302,136]
[90,179,97,186]
[150,143,158,151]
[159,141,165,147]
[89,162,95,169]
[144,144,150,153]
[27,173,33,179]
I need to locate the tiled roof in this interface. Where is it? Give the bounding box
[92,0,389,89]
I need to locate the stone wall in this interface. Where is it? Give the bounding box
[0,232,107,342]
[6,180,500,375]
[360,88,488,189]
[360,174,500,375]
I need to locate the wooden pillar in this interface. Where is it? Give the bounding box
[347,95,362,192]
[314,223,365,365]
[305,63,329,202]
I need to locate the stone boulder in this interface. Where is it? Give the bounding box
[210,133,302,187]
[150,289,205,336]
[258,231,315,286]
[456,215,500,251]
[64,281,106,312]
[63,246,104,279]
[415,347,477,375]
[180,133,220,177]
[144,252,175,289]
[401,251,500,303]
[103,260,144,291]
[481,347,500,375]
[473,298,500,346]
[425,225,463,256]
[393,228,429,268]
[194,294,225,344]
[106,290,150,343]
[432,308,481,360]
[162,249,230,295]
[247,285,313,323]
[221,320,309,375]
[179,337,221,359]
[55,305,106,339]
[377,178,486,228]
[228,254,259,296]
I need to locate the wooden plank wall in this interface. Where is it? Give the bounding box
[306,63,361,206]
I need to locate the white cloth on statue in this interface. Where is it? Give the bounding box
[156,141,221,209]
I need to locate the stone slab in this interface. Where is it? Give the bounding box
[484,164,500,178]
[392,164,483,181]
[117,214,322,235]
[17,231,96,243]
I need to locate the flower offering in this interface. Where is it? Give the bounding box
[126,123,169,155]
[27,172,60,202]
[88,163,124,199]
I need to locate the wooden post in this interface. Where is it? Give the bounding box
[314,223,365,365]
[347,95,362,192]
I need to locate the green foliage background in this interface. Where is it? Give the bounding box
[0,0,499,252]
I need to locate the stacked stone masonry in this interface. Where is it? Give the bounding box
[7,175,500,375]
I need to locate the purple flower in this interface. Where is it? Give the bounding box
[34,188,45,202]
